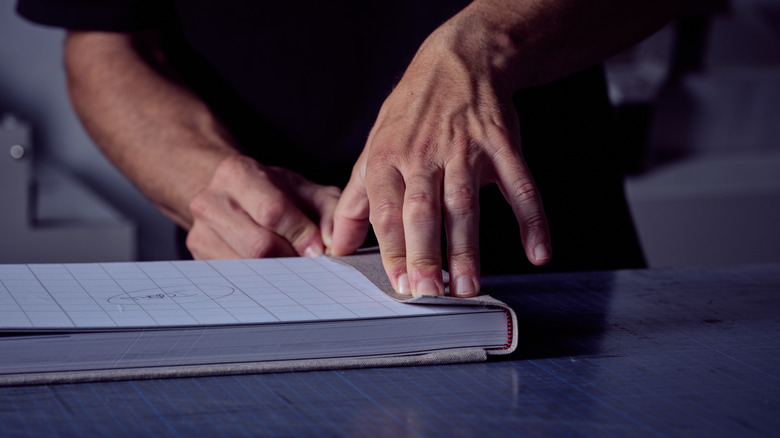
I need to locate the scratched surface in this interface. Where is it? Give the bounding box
[1,264,778,437]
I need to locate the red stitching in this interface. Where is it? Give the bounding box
[488,306,513,350]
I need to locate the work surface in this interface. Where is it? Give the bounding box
[1,264,778,437]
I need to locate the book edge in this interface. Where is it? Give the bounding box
[331,248,518,356]
[0,348,488,387]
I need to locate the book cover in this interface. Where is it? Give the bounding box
[0,250,516,386]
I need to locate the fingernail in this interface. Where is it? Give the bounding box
[397,273,411,295]
[415,278,441,297]
[534,243,551,262]
[304,245,323,258]
[454,275,478,297]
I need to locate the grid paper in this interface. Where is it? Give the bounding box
[0,257,475,330]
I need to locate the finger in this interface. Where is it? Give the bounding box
[190,191,298,258]
[403,170,445,297]
[442,161,481,297]
[330,168,370,256]
[225,166,324,257]
[366,168,410,295]
[493,149,551,266]
[186,222,241,260]
[296,182,342,251]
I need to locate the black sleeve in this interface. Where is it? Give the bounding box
[16,0,175,31]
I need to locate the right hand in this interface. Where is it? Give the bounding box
[330,12,551,298]
[186,155,341,259]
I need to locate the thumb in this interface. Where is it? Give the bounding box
[291,179,342,251]
[330,171,371,256]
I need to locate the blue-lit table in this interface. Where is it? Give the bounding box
[1,264,778,437]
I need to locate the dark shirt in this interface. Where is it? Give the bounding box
[18,0,646,273]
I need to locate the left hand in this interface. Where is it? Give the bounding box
[187,155,341,260]
[330,14,551,297]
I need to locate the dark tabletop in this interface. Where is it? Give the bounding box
[1,264,778,437]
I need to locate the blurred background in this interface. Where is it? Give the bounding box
[1,0,778,266]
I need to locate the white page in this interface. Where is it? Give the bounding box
[0,257,483,330]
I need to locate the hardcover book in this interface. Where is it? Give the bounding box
[0,250,516,386]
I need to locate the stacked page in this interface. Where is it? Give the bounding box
[0,254,515,385]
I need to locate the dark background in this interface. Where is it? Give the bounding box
[1,0,778,266]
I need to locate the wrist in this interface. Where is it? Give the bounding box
[433,2,531,96]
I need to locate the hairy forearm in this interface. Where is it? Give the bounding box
[64,31,240,228]
[442,0,687,93]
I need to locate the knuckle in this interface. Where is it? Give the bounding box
[409,141,436,163]
[406,252,442,272]
[382,252,406,266]
[487,121,514,143]
[366,147,400,169]
[184,231,202,258]
[369,199,403,233]
[215,155,269,187]
[444,185,477,216]
[406,190,437,209]
[510,179,539,204]
[447,247,480,272]
[213,155,242,182]
[381,252,407,271]
[403,191,439,225]
[365,146,405,175]
[188,193,211,218]
[185,224,217,260]
[448,244,478,262]
[523,214,548,235]
[254,199,286,230]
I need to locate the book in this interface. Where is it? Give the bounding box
[0,250,516,385]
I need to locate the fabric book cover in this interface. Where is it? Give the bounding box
[0,249,516,386]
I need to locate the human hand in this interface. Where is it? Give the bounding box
[186,155,341,259]
[330,16,551,297]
